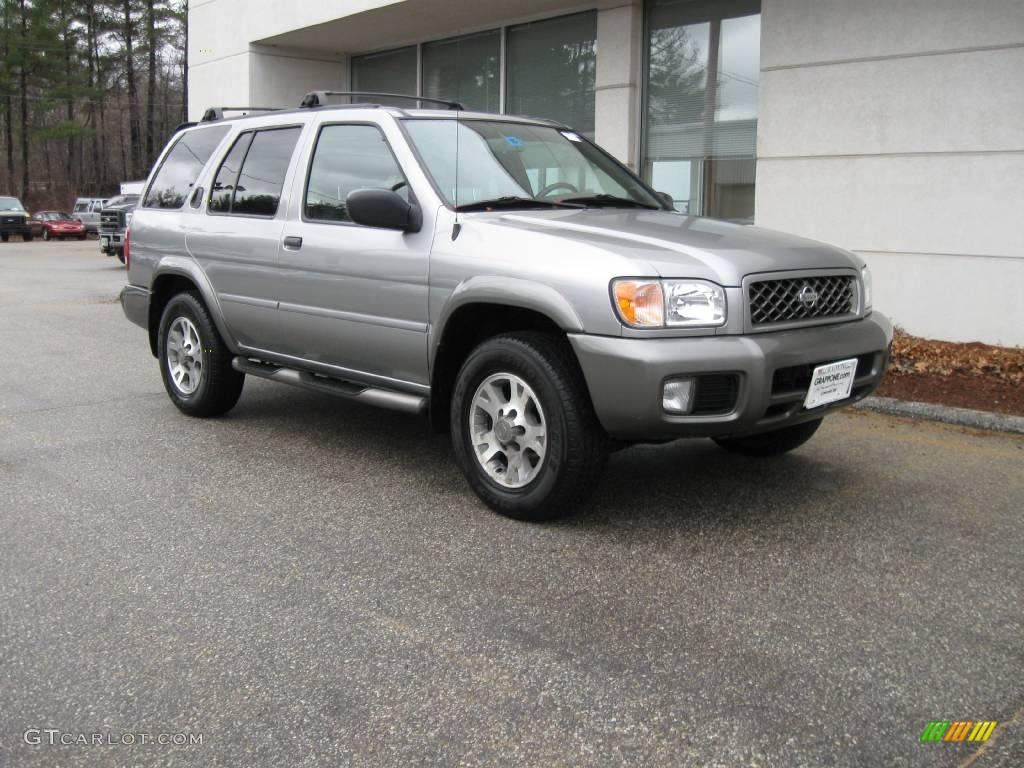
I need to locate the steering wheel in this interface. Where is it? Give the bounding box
[538,181,578,198]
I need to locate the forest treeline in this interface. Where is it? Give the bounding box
[0,0,186,209]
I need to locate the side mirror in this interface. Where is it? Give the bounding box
[346,188,421,232]
[656,191,676,211]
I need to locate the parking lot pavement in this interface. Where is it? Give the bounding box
[1,241,1021,767]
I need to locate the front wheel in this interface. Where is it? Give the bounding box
[23,233,33,242]
[450,332,607,521]
[157,291,244,417]
[712,418,823,457]
[0,233,8,242]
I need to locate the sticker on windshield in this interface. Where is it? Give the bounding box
[561,131,582,142]
[504,135,524,148]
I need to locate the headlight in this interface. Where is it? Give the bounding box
[861,266,872,312]
[612,278,726,328]
[125,211,134,227]
[664,280,727,327]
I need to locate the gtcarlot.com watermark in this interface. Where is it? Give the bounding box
[24,728,203,747]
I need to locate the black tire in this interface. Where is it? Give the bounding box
[77,234,87,241]
[23,233,33,242]
[713,418,823,457]
[42,229,50,241]
[157,291,244,417]
[450,331,607,521]
[0,233,8,242]
[116,251,125,264]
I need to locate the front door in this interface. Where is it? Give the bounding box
[275,121,431,389]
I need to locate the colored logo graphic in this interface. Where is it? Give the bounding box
[920,721,997,742]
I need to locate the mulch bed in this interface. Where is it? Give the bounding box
[873,330,1023,417]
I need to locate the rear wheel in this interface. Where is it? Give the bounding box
[116,251,125,264]
[712,418,823,457]
[157,291,244,417]
[450,332,607,521]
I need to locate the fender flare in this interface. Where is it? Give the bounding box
[149,256,240,355]
[432,276,583,358]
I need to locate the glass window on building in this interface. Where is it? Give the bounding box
[506,12,597,137]
[351,47,417,107]
[644,0,760,222]
[422,31,500,113]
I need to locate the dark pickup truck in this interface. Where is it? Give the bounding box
[99,194,139,262]
[0,196,33,242]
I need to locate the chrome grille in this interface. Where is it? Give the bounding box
[100,210,122,229]
[748,275,856,327]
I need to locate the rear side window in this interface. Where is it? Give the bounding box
[143,126,229,209]
[73,203,86,212]
[208,127,300,217]
[304,124,408,223]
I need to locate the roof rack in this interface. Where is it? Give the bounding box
[299,91,465,111]
[200,106,282,123]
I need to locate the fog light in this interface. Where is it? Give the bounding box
[663,378,695,413]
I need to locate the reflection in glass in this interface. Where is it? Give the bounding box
[644,0,760,222]
[506,12,597,137]
[143,126,229,209]
[351,47,418,108]
[305,125,407,223]
[232,128,301,216]
[422,32,500,113]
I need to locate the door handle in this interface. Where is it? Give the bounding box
[282,235,303,250]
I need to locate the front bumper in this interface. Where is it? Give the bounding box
[100,229,125,253]
[570,312,893,440]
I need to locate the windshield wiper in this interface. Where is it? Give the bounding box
[561,194,660,210]
[455,196,583,212]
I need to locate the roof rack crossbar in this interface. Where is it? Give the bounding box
[200,106,283,123]
[299,91,465,111]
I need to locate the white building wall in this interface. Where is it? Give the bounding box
[756,0,1024,346]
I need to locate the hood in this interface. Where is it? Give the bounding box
[475,209,862,285]
[103,202,137,213]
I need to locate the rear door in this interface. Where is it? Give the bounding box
[185,124,305,350]
[274,119,431,388]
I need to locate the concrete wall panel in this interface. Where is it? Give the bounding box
[762,0,1024,69]
[759,47,1024,158]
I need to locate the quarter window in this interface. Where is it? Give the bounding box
[304,125,408,223]
[143,126,229,209]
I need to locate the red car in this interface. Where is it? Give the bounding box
[30,211,87,241]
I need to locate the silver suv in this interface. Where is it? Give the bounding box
[121,93,892,520]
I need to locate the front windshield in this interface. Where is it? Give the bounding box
[44,212,72,221]
[403,119,662,210]
[0,196,25,211]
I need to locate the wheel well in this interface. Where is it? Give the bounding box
[429,303,566,432]
[148,274,198,356]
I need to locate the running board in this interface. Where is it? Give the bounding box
[232,357,427,415]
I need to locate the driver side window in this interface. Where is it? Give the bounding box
[304,124,408,224]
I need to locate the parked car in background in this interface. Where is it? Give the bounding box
[30,211,87,241]
[99,194,140,263]
[72,197,108,234]
[0,196,32,242]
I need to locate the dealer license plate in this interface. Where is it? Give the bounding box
[803,358,858,409]
[101,237,109,248]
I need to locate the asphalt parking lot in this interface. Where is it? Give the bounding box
[1,240,1022,767]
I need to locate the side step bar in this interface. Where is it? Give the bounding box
[232,357,427,415]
